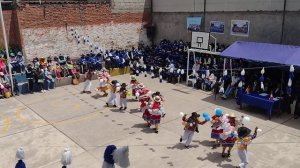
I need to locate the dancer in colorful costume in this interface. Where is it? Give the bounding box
[119,83,128,110]
[97,68,110,96]
[211,108,224,147]
[141,95,151,127]
[106,80,120,107]
[130,75,139,99]
[236,126,258,168]
[220,113,237,157]
[148,96,166,133]
[180,112,209,148]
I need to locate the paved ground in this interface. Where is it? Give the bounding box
[1,74,300,168]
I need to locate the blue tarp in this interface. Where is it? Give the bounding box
[221,41,300,66]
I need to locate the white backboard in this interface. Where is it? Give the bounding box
[191,32,210,50]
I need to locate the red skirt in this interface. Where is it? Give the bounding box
[211,129,223,139]
[221,137,236,147]
[150,115,161,125]
[143,109,151,121]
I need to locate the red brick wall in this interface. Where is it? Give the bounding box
[0,10,22,49]
[18,4,151,28]
[17,3,151,60]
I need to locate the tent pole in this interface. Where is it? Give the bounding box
[230,59,232,75]
[186,49,190,84]
[223,58,226,71]
[280,70,283,97]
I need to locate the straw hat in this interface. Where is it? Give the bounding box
[229,113,235,118]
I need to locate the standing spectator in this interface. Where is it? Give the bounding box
[35,68,45,93]
[13,74,19,96]
[25,65,35,94]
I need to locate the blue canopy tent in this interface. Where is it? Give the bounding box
[221,41,300,119]
[221,41,300,66]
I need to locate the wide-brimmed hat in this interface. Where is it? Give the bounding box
[191,112,200,118]
[131,75,136,80]
[101,68,108,72]
[137,83,144,89]
[237,126,251,139]
[229,113,236,118]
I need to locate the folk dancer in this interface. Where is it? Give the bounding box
[180,112,208,148]
[106,80,120,107]
[148,96,166,133]
[119,83,128,110]
[211,108,224,147]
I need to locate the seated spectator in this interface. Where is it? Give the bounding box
[0,72,11,98]
[45,66,55,91]
[222,74,239,99]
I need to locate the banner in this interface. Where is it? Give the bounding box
[209,21,225,34]
[231,20,250,36]
[187,17,202,32]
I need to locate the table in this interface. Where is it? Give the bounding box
[236,92,280,120]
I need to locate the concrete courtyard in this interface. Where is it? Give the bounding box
[1,74,300,168]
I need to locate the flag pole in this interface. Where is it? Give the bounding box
[0,0,14,96]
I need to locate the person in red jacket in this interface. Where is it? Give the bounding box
[180,112,207,148]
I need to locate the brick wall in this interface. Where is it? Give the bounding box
[17,3,151,60]
[0,10,22,49]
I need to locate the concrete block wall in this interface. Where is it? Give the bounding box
[16,3,151,60]
[152,0,300,46]
[112,0,151,12]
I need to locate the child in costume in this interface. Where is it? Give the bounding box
[141,95,152,127]
[102,145,130,168]
[97,68,110,96]
[106,80,120,107]
[119,83,128,110]
[211,108,224,147]
[220,113,237,157]
[130,75,139,99]
[136,83,151,111]
[148,96,166,133]
[82,69,93,94]
[180,112,208,148]
[236,126,258,168]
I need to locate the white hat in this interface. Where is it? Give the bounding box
[61,148,72,166]
[16,147,25,160]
